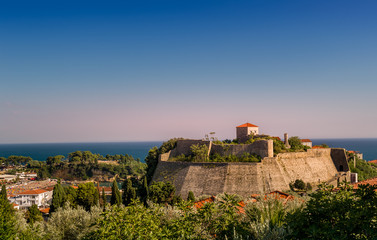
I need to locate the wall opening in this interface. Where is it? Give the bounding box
[339,165,344,171]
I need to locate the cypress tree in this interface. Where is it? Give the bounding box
[187,191,195,202]
[142,176,149,204]
[0,185,15,239]
[101,188,106,208]
[50,183,66,213]
[122,179,136,206]
[26,204,43,225]
[110,180,121,206]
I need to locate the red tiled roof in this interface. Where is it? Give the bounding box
[251,191,296,202]
[369,160,377,164]
[18,189,47,195]
[300,139,312,143]
[12,203,18,207]
[193,196,215,208]
[236,123,258,128]
[39,208,50,214]
[352,177,377,189]
[313,146,325,149]
[193,196,247,214]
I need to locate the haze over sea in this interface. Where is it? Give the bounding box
[0,138,377,162]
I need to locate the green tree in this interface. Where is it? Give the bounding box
[76,182,99,211]
[46,155,64,166]
[84,203,167,239]
[190,144,209,162]
[145,139,181,183]
[50,183,66,213]
[110,180,122,206]
[122,179,136,206]
[0,185,16,239]
[140,176,149,204]
[26,204,43,225]
[45,203,102,240]
[289,136,307,151]
[101,188,106,208]
[37,166,50,180]
[287,183,377,240]
[148,181,176,204]
[187,191,195,202]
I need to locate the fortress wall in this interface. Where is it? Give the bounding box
[171,140,211,157]
[330,148,349,172]
[159,151,171,161]
[223,163,263,195]
[152,148,347,198]
[260,149,339,192]
[152,161,229,198]
[210,140,273,158]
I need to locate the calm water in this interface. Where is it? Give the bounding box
[0,139,377,162]
[0,141,163,162]
[312,138,377,161]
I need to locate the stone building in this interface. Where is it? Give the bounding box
[9,189,53,209]
[300,139,312,148]
[236,123,259,143]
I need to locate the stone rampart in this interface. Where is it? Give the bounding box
[211,140,273,158]
[170,139,273,159]
[152,148,348,198]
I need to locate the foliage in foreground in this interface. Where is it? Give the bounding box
[287,183,377,240]
[3,181,377,240]
[349,157,377,181]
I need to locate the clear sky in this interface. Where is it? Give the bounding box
[1,0,377,143]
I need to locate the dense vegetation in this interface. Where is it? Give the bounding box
[349,157,377,181]
[2,181,377,240]
[145,138,182,182]
[0,151,146,181]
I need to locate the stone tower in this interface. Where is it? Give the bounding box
[236,123,259,143]
[284,133,290,149]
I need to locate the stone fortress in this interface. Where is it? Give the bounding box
[152,123,351,198]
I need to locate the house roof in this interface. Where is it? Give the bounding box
[236,123,258,128]
[17,189,47,195]
[193,196,215,208]
[352,177,377,189]
[300,139,312,143]
[39,208,50,214]
[313,146,325,149]
[369,160,377,164]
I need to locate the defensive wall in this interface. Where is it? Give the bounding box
[169,139,273,159]
[153,147,350,198]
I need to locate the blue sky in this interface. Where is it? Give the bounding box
[1,0,377,143]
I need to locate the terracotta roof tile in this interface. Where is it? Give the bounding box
[39,208,50,214]
[193,196,215,208]
[18,189,47,195]
[236,123,258,128]
[300,139,312,142]
[369,160,377,164]
[353,177,377,189]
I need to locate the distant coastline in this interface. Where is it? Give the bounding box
[0,141,163,162]
[0,138,376,162]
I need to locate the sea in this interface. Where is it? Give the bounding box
[0,141,163,162]
[0,138,377,162]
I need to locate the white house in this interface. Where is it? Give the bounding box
[236,123,259,143]
[300,139,312,148]
[9,189,53,209]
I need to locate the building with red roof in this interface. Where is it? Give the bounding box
[9,188,53,209]
[300,139,312,148]
[352,177,377,190]
[236,122,259,143]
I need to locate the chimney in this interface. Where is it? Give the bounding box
[284,133,290,149]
